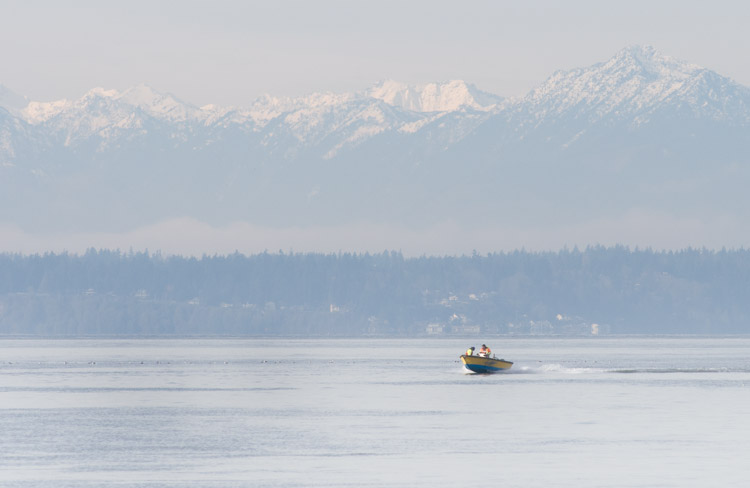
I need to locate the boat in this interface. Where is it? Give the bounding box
[460,354,513,373]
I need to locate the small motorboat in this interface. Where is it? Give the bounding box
[460,354,513,374]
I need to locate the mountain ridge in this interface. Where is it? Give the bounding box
[2,45,750,251]
[3,45,749,143]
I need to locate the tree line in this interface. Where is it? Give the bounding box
[1,246,749,336]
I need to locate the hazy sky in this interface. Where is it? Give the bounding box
[2,0,750,106]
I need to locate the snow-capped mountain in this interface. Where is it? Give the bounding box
[2,45,750,239]
[522,45,750,125]
[19,84,204,125]
[367,79,502,112]
[2,79,492,158]
[4,45,745,157]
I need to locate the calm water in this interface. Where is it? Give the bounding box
[1,337,749,487]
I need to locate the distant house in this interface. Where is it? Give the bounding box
[507,315,609,335]
[450,324,481,335]
[425,323,445,335]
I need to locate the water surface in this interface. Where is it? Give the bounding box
[1,337,749,487]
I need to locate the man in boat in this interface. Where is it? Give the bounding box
[465,346,475,356]
[478,344,491,357]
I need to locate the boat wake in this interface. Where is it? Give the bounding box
[512,363,745,374]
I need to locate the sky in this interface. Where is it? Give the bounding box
[2,0,750,107]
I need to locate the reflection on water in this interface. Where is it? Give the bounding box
[1,337,750,487]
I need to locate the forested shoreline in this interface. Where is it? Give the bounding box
[2,247,749,336]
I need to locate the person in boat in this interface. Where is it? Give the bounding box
[466,346,475,356]
[478,344,491,357]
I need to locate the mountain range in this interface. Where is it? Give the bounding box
[2,45,750,253]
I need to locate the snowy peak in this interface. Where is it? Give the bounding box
[118,84,165,106]
[78,84,201,122]
[250,91,357,115]
[0,84,30,115]
[19,85,202,125]
[523,45,749,123]
[21,99,72,123]
[368,80,502,112]
[117,84,201,122]
[605,45,701,80]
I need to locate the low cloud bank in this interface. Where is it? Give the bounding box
[0,211,745,256]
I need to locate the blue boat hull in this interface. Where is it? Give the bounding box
[461,354,513,373]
